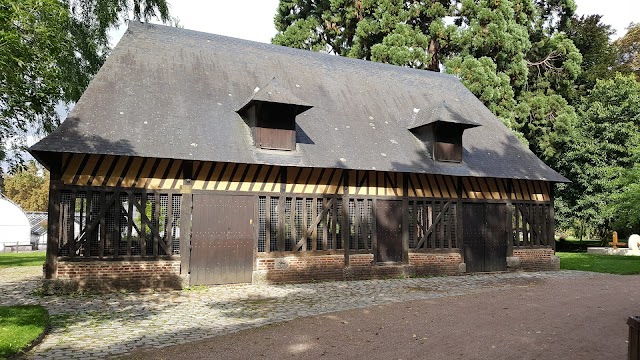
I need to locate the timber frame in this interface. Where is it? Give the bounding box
[43,155,557,283]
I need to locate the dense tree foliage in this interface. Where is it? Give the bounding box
[4,161,49,211]
[274,0,640,238]
[615,23,640,79]
[0,0,169,165]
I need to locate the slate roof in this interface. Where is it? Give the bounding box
[30,21,568,182]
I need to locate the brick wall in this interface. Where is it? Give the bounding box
[253,252,462,284]
[409,252,463,275]
[512,248,559,271]
[45,260,183,293]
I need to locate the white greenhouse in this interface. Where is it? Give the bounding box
[0,195,31,251]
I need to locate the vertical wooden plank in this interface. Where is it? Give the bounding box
[402,198,409,263]
[153,192,160,256]
[402,174,409,263]
[549,185,556,250]
[84,189,93,257]
[342,171,350,265]
[45,180,62,279]
[114,192,120,257]
[506,179,513,256]
[322,198,328,251]
[127,192,134,256]
[432,200,437,248]
[409,199,420,249]
[514,203,520,248]
[331,198,337,249]
[278,168,286,251]
[167,193,173,255]
[99,191,106,258]
[439,202,445,249]
[302,197,308,251]
[371,198,377,262]
[456,177,463,252]
[422,202,429,249]
[140,191,147,257]
[265,195,271,253]
[290,197,297,250]
[69,190,76,258]
[354,199,361,251]
[447,201,452,249]
[312,198,318,251]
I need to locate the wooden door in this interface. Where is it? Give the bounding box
[190,194,255,285]
[376,200,403,262]
[463,202,507,272]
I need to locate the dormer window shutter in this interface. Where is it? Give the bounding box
[408,101,480,163]
[236,78,313,151]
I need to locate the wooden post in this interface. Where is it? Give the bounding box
[278,168,286,252]
[506,179,513,256]
[613,231,619,249]
[457,177,464,254]
[549,183,556,251]
[180,180,192,275]
[402,173,409,264]
[45,179,62,279]
[342,170,350,266]
[371,198,378,263]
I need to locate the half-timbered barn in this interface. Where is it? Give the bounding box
[30,22,567,291]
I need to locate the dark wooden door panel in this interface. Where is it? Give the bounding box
[485,203,507,272]
[191,194,255,285]
[463,203,485,272]
[376,200,403,262]
[463,202,507,273]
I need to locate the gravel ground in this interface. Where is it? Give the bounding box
[120,272,640,360]
[2,266,633,359]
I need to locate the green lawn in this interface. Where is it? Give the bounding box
[0,251,45,269]
[557,252,640,275]
[0,305,48,359]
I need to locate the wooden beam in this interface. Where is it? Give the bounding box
[312,198,318,251]
[180,182,192,274]
[456,177,463,251]
[69,190,76,258]
[372,198,378,263]
[45,180,62,279]
[402,174,409,263]
[114,191,120,256]
[127,192,134,256]
[140,191,147,256]
[506,179,513,256]
[342,171,350,265]
[415,201,451,249]
[265,195,271,253]
[167,193,174,255]
[322,198,328,251]
[99,191,106,258]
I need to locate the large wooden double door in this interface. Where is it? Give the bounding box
[190,194,255,285]
[462,203,508,272]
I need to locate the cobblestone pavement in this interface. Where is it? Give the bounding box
[0,267,599,359]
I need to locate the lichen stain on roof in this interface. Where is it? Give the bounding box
[30,21,568,182]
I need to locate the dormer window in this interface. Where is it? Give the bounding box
[408,101,480,163]
[236,78,312,151]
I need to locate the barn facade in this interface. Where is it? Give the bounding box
[31,22,566,291]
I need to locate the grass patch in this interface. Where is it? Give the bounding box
[0,252,45,269]
[0,305,48,359]
[557,252,640,275]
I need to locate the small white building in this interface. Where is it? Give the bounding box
[0,194,31,251]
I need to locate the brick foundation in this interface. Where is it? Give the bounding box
[253,252,463,284]
[44,260,183,293]
[510,248,559,271]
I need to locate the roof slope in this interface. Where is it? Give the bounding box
[31,21,568,182]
